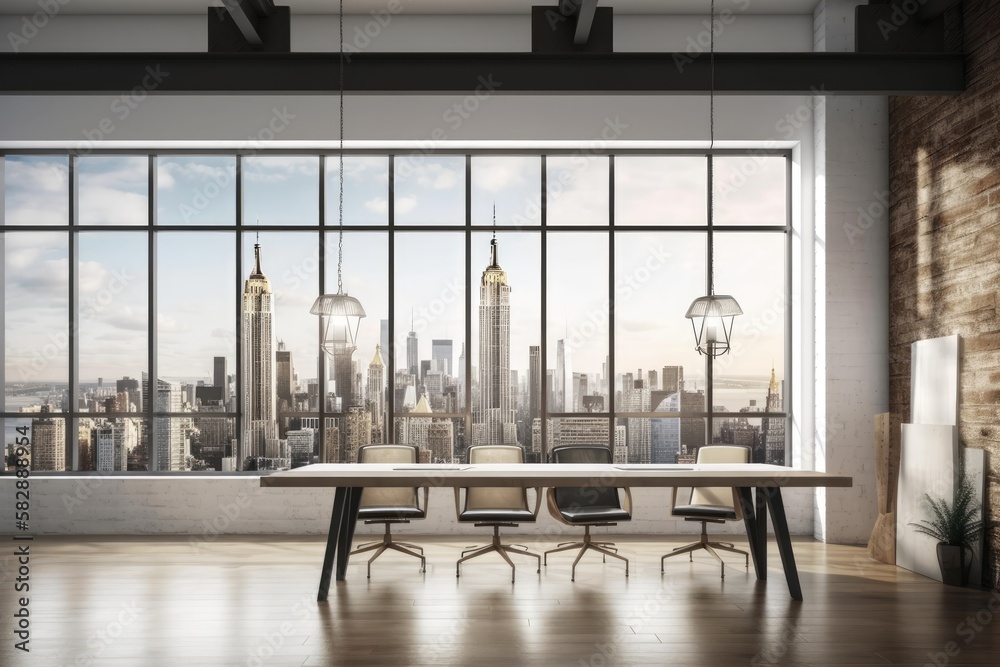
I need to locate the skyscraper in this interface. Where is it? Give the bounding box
[116,376,141,412]
[662,366,684,394]
[30,407,65,471]
[624,378,651,463]
[275,341,293,412]
[556,339,573,412]
[762,366,786,465]
[241,242,277,469]
[528,345,541,422]
[474,235,517,446]
[457,343,466,409]
[367,345,386,444]
[406,313,418,378]
[651,391,681,464]
[379,319,390,368]
[96,419,138,472]
[432,339,453,377]
[155,379,188,471]
[213,356,228,407]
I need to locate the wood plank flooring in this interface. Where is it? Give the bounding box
[2,535,999,666]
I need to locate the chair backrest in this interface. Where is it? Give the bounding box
[465,445,528,512]
[550,445,621,510]
[356,444,419,510]
[690,445,750,508]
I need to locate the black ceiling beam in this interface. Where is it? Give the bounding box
[573,0,599,45]
[0,51,965,95]
[222,0,264,47]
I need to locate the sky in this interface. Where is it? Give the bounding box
[4,152,787,400]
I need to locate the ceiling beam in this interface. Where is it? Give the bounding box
[574,0,599,45]
[0,52,965,95]
[222,0,264,47]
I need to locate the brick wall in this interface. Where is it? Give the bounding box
[889,0,1000,590]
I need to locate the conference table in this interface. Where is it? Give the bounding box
[260,463,852,602]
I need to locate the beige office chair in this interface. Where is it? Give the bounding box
[455,445,541,583]
[349,444,428,578]
[662,445,750,579]
[544,445,632,581]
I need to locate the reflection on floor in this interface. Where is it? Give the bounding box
[2,535,998,666]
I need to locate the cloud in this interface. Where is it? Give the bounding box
[395,196,417,214]
[473,157,531,193]
[157,168,176,190]
[244,157,318,183]
[156,313,189,334]
[210,327,236,341]
[5,158,70,225]
[364,197,388,214]
[103,307,147,332]
[79,157,147,191]
[78,187,148,225]
[403,160,461,191]
[546,157,609,225]
[5,158,68,193]
[15,258,69,293]
[77,260,110,294]
[160,158,233,186]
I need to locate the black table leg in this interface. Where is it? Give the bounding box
[738,487,765,579]
[335,487,363,581]
[763,486,803,601]
[318,487,349,602]
[755,486,768,576]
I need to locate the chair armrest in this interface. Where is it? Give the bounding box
[670,486,692,514]
[545,487,573,526]
[729,487,743,521]
[420,486,429,514]
[453,487,463,520]
[622,487,634,517]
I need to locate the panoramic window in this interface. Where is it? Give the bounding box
[1,151,790,472]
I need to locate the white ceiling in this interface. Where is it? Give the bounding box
[0,0,820,15]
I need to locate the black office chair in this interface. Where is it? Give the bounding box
[455,445,541,583]
[661,445,750,579]
[543,445,632,581]
[349,444,428,578]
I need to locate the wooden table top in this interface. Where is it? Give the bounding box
[260,463,853,489]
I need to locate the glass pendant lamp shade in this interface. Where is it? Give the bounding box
[311,292,366,356]
[685,294,742,357]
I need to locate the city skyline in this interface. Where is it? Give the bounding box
[5,150,789,469]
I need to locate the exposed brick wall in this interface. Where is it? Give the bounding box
[889,0,1000,590]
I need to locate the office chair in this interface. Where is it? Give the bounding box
[543,445,632,581]
[349,444,428,578]
[455,445,541,583]
[661,445,750,579]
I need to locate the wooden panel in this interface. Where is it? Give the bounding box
[868,412,901,564]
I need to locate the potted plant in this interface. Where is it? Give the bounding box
[910,469,997,586]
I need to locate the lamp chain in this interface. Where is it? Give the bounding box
[708,0,715,297]
[337,0,345,295]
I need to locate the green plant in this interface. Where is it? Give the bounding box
[910,470,997,549]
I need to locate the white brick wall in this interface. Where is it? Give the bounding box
[812,1,889,544]
[0,477,815,537]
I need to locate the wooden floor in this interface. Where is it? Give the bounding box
[3,535,999,666]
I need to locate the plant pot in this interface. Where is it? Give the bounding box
[936,543,972,587]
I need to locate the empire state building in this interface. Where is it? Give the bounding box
[241,242,278,468]
[474,235,517,446]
